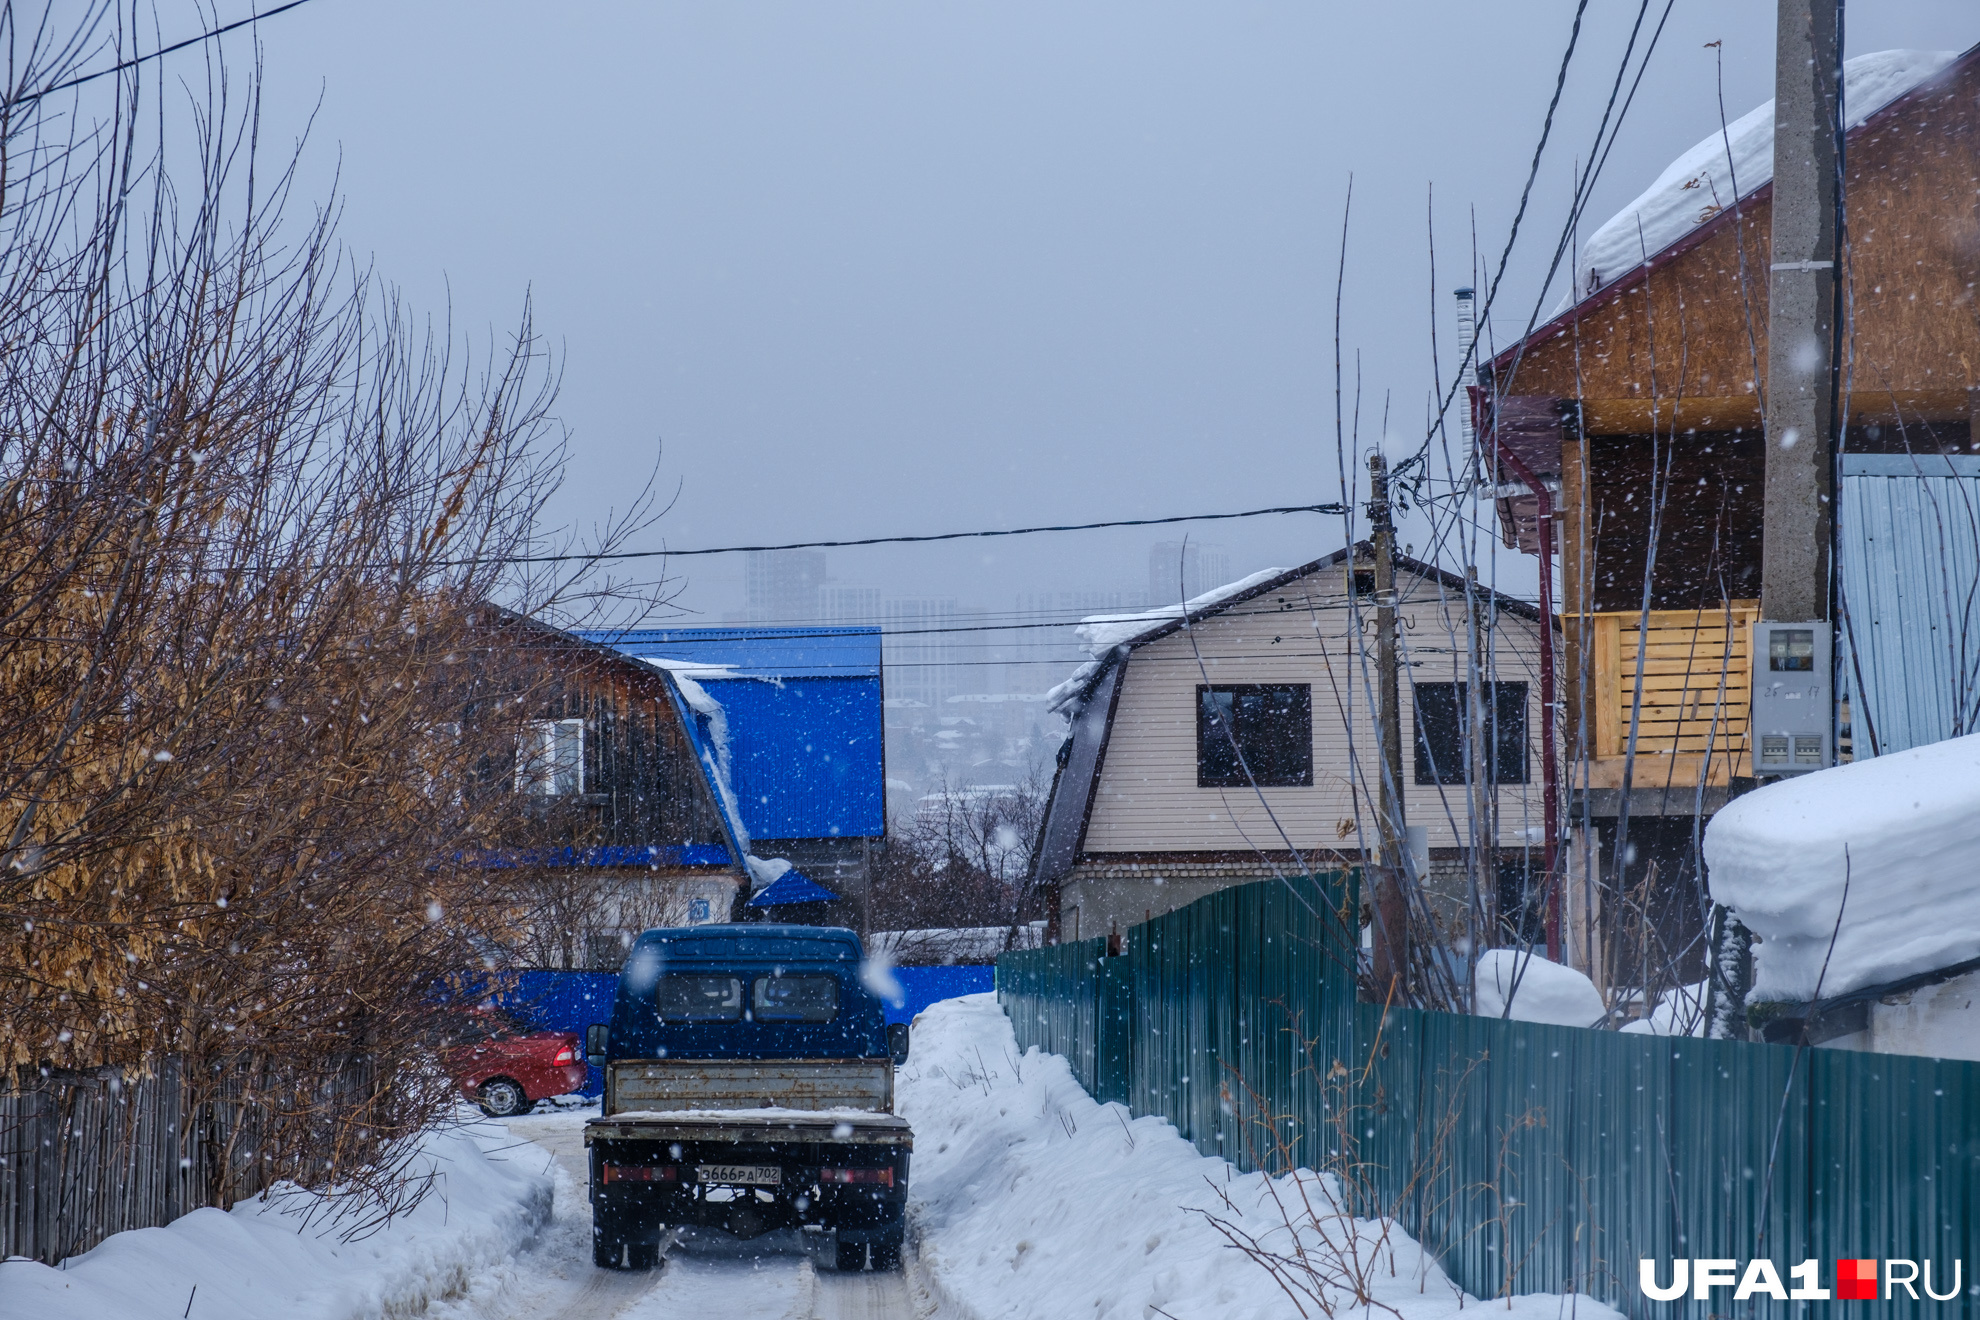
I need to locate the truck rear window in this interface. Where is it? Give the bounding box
[751,975,839,1023]
[654,975,744,1021]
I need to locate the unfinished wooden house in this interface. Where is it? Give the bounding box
[1480,44,1980,990]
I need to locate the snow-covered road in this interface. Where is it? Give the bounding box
[423,1107,928,1320]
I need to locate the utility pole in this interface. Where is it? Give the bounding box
[1761,0,1840,623]
[1368,453,1409,998]
[1466,566,1494,940]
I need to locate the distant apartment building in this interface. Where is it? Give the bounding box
[1147,542,1230,608]
[881,596,960,709]
[745,549,827,624]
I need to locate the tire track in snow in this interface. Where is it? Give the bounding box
[490,1107,928,1320]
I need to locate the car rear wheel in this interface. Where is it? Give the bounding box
[477,1078,528,1117]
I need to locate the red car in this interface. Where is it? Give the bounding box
[445,1011,588,1116]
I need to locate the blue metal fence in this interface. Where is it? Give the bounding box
[996,873,1980,1317]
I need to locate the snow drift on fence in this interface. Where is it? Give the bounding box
[1704,731,1980,1001]
[1473,949,1606,1027]
[0,1118,551,1320]
[898,992,1620,1320]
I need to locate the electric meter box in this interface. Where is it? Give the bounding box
[1749,620,1833,776]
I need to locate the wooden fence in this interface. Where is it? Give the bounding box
[0,1058,299,1264]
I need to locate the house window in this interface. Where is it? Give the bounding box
[1413,682,1528,785]
[518,718,585,796]
[1197,685,1313,787]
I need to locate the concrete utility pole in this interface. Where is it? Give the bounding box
[1368,453,1410,997]
[1761,0,1841,621]
[1465,565,1494,938]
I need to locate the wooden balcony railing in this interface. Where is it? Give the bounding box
[1575,601,1758,789]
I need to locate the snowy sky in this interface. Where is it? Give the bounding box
[195,3,1979,621]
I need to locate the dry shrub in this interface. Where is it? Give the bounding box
[0,4,659,1210]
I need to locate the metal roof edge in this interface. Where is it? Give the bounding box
[651,667,752,878]
[1030,660,1127,891]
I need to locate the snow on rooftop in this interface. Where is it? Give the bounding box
[650,660,751,854]
[1045,566,1290,714]
[1557,49,1957,316]
[638,654,744,682]
[1703,731,1980,1003]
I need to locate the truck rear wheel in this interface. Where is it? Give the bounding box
[871,1230,904,1272]
[593,1216,661,1270]
[834,1233,868,1272]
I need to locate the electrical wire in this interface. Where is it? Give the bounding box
[446,502,1348,568]
[7,0,324,110]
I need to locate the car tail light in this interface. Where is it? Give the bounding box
[820,1167,893,1187]
[551,1044,578,1066]
[601,1164,677,1184]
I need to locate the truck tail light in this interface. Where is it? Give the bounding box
[820,1167,893,1187]
[551,1044,579,1066]
[601,1164,677,1184]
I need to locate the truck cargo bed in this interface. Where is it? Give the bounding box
[604,1057,894,1115]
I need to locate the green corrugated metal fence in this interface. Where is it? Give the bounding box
[996,872,1980,1317]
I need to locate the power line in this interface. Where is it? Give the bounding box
[9,0,324,110]
[469,502,1348,567]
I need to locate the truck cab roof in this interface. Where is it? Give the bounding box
[609,924,886,1063]
[629,924,864,965]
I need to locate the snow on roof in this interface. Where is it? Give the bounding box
[1703,731,1980,1002]
[638,654,744,682]
[657,664,752,856]
[1044,567,1290,714]
[1558,49,1957,315]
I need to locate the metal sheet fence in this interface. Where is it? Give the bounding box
[997,873,1980,1317]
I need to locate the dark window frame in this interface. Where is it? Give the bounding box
[1412,681,1529,785]
[1196,684,1314,788]
[654,973,745,1022]
[751,974,841,1023]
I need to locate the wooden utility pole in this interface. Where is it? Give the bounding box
[1465,565,1494,937]
[1368,453,1409,996]
[1761,0,1840,622]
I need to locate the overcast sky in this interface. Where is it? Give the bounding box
[210,2,1978,623]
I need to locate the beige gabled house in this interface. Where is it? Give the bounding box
[1033,548,1554,945]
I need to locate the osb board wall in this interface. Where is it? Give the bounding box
[1495,53,1980,416]
[1564,430,1766,613]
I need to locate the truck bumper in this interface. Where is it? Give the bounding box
[588,1137,907,1241]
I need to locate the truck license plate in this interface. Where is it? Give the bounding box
[697,1164,781,1186]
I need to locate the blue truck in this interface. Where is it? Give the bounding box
[582,925,912,1272]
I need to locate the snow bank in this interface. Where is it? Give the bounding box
[1046,568,1290,713]
[0,1119,551,1320]
[1703,732,1980,1002]
[1473,949,1607,1027]
[1561,50,1956,313]
[1618,980,1710,1037]
[899,993,1620,1320]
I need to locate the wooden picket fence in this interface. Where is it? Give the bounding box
[0,1057,325,1264]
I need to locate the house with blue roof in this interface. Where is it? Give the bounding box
[475,610,759,968]
[574,626,888,926]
